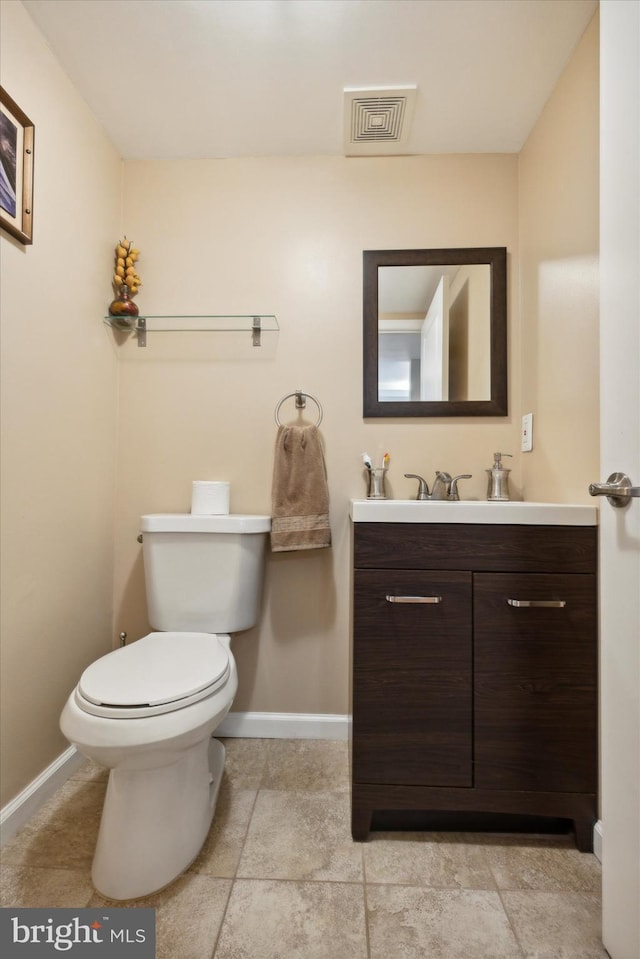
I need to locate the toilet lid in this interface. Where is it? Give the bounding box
[77,632,230,717]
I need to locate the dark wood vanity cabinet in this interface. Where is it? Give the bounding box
[353,570,473,789]
[351,522,598,851]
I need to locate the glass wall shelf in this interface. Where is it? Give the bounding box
[104,314,279,347]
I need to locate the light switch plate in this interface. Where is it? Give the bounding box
[522,413,533,452]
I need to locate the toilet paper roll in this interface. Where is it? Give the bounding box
[191,481,230,515]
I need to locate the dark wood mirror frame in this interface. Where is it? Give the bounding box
[363,247,507,417]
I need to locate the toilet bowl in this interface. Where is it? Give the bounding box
[60,513,269,900]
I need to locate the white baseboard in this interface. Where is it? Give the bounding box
[217,711,350,741]
[593,819,603,862]
[0,746,85,848]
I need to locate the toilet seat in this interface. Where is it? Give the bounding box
[76,632,230,719]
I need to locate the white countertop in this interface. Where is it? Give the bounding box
[349,499,598,525]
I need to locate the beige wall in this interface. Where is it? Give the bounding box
[114,154,520,716]
[0,4,600,807]
[519,13,600,502]
[0,0,122,806]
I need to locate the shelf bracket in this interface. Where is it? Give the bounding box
[137,316,147,347]
[252,315,261,347]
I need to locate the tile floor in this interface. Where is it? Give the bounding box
[0,738,609,959]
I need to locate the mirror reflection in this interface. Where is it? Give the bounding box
[364,248,507,417]
[378,264,491,402]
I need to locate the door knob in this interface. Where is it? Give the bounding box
[589,472,640,508]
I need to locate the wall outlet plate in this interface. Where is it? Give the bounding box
[522,413,533,452]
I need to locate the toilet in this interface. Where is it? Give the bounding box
[60,512,270,901]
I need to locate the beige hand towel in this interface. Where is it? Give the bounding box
[271,424,331,552]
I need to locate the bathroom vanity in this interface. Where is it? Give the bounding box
[349,501,598,851]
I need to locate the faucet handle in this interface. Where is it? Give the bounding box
[404,473,430,500]
[448,474,472,501]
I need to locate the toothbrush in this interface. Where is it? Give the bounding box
[361,453,372,471]
[382,453,390,468]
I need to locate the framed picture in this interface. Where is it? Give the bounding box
[1,87,35,245]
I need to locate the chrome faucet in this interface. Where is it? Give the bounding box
[431,471,452,500]
[405,471,472,501]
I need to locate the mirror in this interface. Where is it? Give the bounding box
[363,247,507,417]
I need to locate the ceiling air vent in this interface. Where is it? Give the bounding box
[344,86,417,157]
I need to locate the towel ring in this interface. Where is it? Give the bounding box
[275,390,323,427]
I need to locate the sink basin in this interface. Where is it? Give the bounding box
[349,499,598,525]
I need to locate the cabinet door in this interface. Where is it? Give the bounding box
[353,569,472,787]
[474,572,597,793]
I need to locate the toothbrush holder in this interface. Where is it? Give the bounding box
[367,467,388,499]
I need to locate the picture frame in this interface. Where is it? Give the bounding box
[1,86,35,245]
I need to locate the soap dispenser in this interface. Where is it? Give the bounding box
[486,452,512,501]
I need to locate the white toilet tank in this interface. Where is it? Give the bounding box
[140,514,271,633]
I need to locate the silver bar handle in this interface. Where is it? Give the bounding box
[589,472,640,508]
[386,595,442,604]
[507,599,566,608]
[588,483,640,497]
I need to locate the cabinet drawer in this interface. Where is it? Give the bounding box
[354,523,597,573]
[353,569,472,788]
[474,572,597,793]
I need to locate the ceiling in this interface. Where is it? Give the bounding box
[22,0,598,161]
